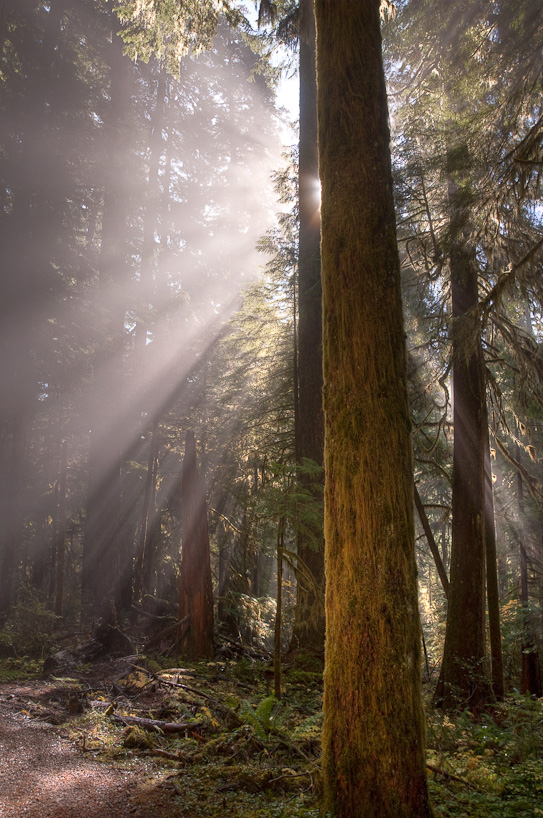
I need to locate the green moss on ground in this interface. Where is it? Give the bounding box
[0,657,42,681]
[5,655,543,818]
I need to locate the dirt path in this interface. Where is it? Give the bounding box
[0,682,163,818]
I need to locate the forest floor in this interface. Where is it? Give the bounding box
[0,651,542,818]
[0,653,322,818]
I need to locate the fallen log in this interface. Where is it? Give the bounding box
[426,763,479,790]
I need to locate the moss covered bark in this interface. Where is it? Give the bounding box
[315,2,432,815]
[290,0,325,655]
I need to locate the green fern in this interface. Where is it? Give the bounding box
[239,695,280,739]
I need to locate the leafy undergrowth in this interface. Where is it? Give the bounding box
[54,655,321,818]
[426,694,543,818]
[0,656,44,681]
[4,654,543,817]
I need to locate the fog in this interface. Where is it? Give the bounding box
[0,1,287,614]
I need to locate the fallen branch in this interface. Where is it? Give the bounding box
[152,748,188,762]
[426,763,479,790]
[271,737,312,761]
[163,682,244,728]
[268,770,312,785]
[110,713,204,733]
[414,483,449,598]
[219,633,270,660]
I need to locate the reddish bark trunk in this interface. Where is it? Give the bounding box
[436,141,492,710]
[178,431,214,658]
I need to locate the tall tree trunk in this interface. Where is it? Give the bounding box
[484,425,504,700]
[178,431,214,658]
[133,59,167,386]
[315,2,432,815]
[517,445,542,696]
[216,495,233,627]
[274,516,285,700]
[134,420,160,603]
[290,0,325,655]
[436,141,492,710]
[143,512,161,597]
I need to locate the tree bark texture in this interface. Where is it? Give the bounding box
[290,0,325,655]
[315,2,432,816]
[178,431,214,659]
[436,142,491,710]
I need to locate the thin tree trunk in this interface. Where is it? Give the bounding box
[517,444,542,695]
[441,522,448,568]
[274,517,285,700]
[134,420,160,603]
[436,140,492,710]
[133,59,167,374]
[484,426,504,700]
[143,510,161,596]
[216,495,233,626]
[292,276,299,463]
[315,2,432,814]
[414,483,449,598]
[54,439,68,618]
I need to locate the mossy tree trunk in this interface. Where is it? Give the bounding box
[178,430,214,659]
[290,0,325,656]
[435,141,493,710]
[315,2,432,815]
